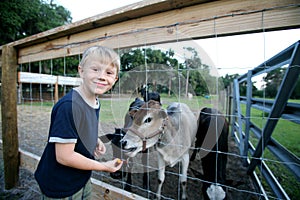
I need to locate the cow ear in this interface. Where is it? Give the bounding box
[159,109,168,119]
[129,109,138,117]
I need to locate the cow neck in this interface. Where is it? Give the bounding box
[155,120,177,149]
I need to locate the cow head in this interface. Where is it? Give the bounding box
[121,100,167,157]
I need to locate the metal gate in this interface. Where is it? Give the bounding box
[230,40,300,199]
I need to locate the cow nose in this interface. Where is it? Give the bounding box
[120,140,127,149]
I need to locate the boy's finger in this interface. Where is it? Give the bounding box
[114,158,122,167]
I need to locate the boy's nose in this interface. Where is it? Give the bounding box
[95,70,106,79]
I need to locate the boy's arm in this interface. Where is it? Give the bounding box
[55,143,122,172]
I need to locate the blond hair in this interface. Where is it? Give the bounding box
[79,46,120,74]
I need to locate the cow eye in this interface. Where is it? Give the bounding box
[144,117,152,123]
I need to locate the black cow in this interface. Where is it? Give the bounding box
[190,107,229,200]
[99,128,127,179]
[140,84,161,104]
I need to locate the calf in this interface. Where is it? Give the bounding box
[121,100,197,200]
[100,96,160,191]
[190,107,229,200]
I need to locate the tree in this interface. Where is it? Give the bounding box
[221,74,239,89]
[182,47,214,96]
[0,0,72,46]
[291,78,300,99]
[263,68,285,98]
[119,47,180,95]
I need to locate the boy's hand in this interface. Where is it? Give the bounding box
[102,158,123,172]
[94,138,106,159]
[115,158,122,167]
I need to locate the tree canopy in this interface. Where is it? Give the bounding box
[116,47,222,96]
[263,67,300,99]
[0,0,72,46]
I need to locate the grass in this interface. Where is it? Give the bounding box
[98,94,218,123]
[240,103,300,199]
[248,107,300,157]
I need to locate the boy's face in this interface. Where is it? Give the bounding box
[79,58,118,95]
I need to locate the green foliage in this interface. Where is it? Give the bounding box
[182,47,213,96]
[220,74,239,88]
[263,68,285,98]
[120,48,179,71]
[19,55,79,76]
[0,0,72,45]
[119,47,182,95]
[118,46,223,97]
[254,66,300,99]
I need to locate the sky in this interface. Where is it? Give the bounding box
[54,0,300,80]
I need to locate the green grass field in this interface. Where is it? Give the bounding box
[240,103,300,199]
[98,94,218,123]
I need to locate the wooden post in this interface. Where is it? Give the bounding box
[55,77,59,103]
[1,44,19,189]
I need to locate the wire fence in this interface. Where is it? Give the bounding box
[1,3,299,199]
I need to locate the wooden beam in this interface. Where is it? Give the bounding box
[19,148,41,173]
[18,72,82,85]
[9,0,211,49]
[91,178,148,200]
[17,0,300,64]
[1,45,19,189]
[18,72,57,84]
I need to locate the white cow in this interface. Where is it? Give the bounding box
[121,100,197,199]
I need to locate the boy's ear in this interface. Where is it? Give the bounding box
[114,76,119,83]
[78,66,83,76]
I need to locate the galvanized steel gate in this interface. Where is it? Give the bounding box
[230,40,300,199]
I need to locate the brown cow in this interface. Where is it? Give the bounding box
[121,100,197,200]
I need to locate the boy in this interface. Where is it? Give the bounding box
[35,46,123,199]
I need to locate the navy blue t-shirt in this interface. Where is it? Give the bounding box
[34,89,100,198]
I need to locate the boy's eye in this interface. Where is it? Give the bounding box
[107,71,116,77]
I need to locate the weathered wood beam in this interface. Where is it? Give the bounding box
[9,0,211,49]
[1,45,19,189]
[91,178,148,200]
[16,0,300,64]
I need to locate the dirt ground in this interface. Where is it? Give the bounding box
[0,105,260,200]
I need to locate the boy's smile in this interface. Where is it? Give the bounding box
[79,59,118,103]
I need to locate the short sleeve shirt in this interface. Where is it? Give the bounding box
[34,89,100,198]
